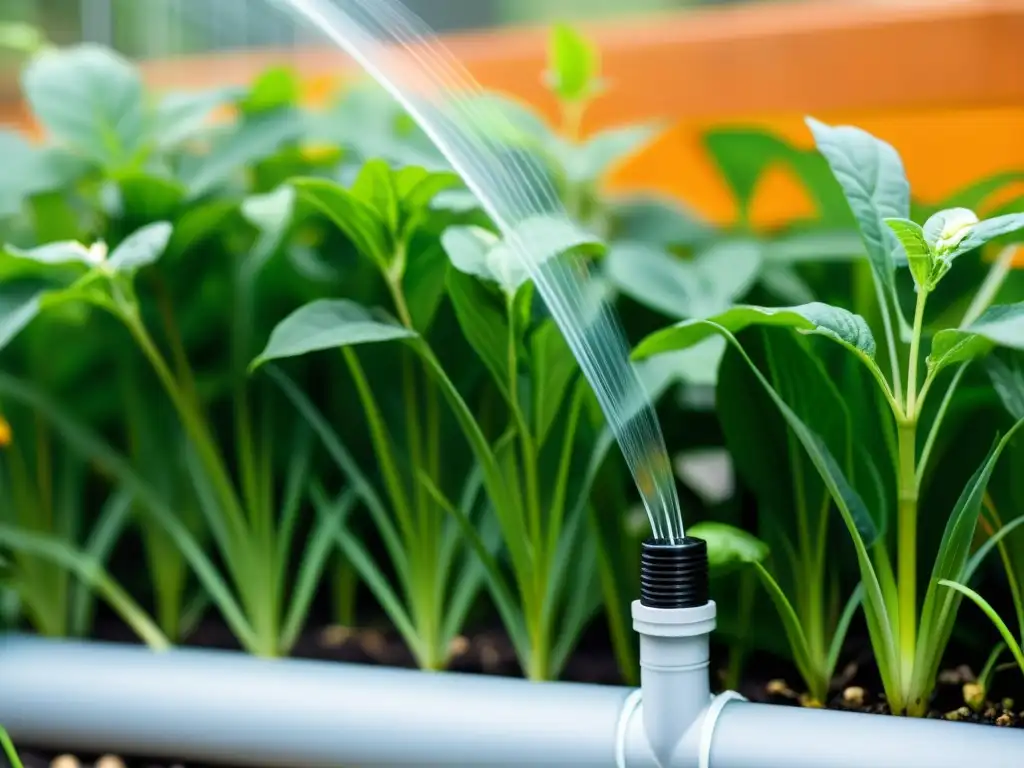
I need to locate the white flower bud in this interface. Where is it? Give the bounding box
[934,208,978,252]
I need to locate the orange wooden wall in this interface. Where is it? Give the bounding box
[3,0,1023,228]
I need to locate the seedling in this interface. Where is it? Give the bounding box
[634,117,1024,715]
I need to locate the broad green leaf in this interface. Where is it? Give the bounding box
[0,132,89,215]
[805,117,909,301]
[22,44,146,169]
[986,352,1024,420]
[912,418,1024,696]
[443,226,526,298]
[565,125,658,184]
[883,218,931,289]
[927,303,1024,376]
[688,521,768,570]
[155,87,243,150]
[185,111,305,198]
[607,240,761,320]
[927,332,992,377]
[291,177,391,268]
[634,302,876,361]
[761,230,864,264]
[241,66,301,114]
[116,173,186,221]
[446,268,512,396]
[108,222,173,273]
[546,24,599,103]
[352,159,399,238]
[251,299,415,369]
[1,240,98,276]
[947,213,1024,261]
[965,302,1024,350]
[703,128,788,222]
[609,195,715,248]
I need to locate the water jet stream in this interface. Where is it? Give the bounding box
[254,0,685,540]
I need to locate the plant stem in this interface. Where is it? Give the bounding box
[896,417,918,686]
[906,289,928,419]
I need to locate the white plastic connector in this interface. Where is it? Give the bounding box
[632,600,716,767]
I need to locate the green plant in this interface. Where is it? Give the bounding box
[634,116,1024,715]
[248,157,492,672]
[940,350,1024,684]
[0,409,133,639]
[253,168,619,679]
[0,723,24,768]
[0,223,346,658]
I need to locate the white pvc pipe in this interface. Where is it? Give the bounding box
[0,634,1021,767]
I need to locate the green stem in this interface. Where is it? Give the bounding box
[118,307,248,562]
[906,289,929,419]
[896,418,918,686]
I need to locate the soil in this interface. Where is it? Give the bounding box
[10,620,1024,768]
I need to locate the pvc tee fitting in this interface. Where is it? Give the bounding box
[632,536,716,767]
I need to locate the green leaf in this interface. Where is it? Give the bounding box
[805,117,909,301]
[965,302,1024,350]
[116,173,187,221]
[531,319,579,446]
[986,352,1024,420]
[688,521,769,570]
[291,177,391,268]
[445,267,512,396]
[0,523,169,651]
[565,125,658,184]
[634,302,876,360]
[703,128,788,222]
[185,111,304,198]
[0,723,24,768]
[607,239,761,320]
[927,332,993,377]
[0,289,43,352]
[947,213,1024,262]
[442,225,527,298]
[155,87,243,150]
[751,562,816,687]
[546,24,600,103]
[22,44,146,169]
[251,299,415,369]
[883,218,932,289]
[939,581,1024,674]
[610,195,714,248]
[241,66,301,114]
[108,222,173,273]
[352,159,399,239]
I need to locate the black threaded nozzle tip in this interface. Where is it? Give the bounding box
[640,536,709,609]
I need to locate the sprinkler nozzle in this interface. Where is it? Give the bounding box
[639,536,708,609]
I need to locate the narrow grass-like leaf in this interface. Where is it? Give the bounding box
[826,584,865,678]
[0,373,259,653]
[0,724,24,768]
[939,581,1024,674]
[752,562,815,685]
[70,487,134,636]
[0,523,168,650]
[912,418,1024,702]
[281,489,355,653]
[267,366,407,577]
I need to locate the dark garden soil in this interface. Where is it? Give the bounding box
[12,619,1024,768]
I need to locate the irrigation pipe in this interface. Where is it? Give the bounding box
[1,536,1021,766]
